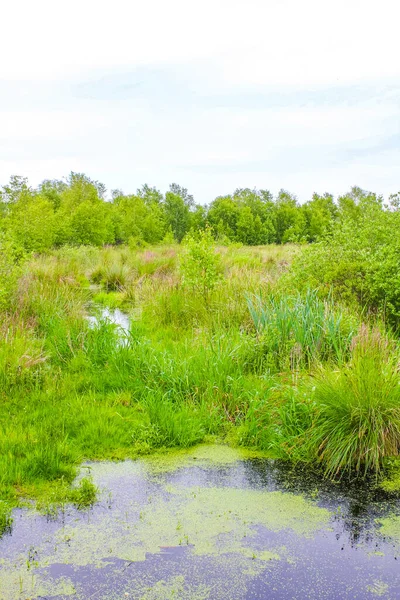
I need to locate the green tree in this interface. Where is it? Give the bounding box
[137,184,164,205]
[169,183,194,207]
[303,193,337,241]
[275,190,305,243]
[236,206,255,245]
[38,179,67,211]
[164,192,190,242]
[207,196,239,241]
[7,195,56,253]
[69,201,114,246]
[0,175,32,207]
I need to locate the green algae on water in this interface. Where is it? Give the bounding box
[366,580,390,596]
[142,444,271,475]
[376,515,400,543]
[0,452,332,600]
[138,576,210,600]
[10,480,329,569]
[0,571,76,600]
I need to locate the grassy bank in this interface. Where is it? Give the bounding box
[1,242,400,531]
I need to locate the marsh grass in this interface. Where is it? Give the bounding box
[0,502,13,536]
[69,477,98,509]
[0,242,398,522]
[310,327,400,476]
[0,321,47,394]
[247,289,358,372]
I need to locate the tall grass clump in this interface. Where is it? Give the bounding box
[0,502,13,537]
[143,395,206,448]
[69,477,98,509]
[247,289,357,372]
[91,262,132,291]
[0,322,47,394]
[310,326,400,477]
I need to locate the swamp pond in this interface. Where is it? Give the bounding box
[1,445,400,600]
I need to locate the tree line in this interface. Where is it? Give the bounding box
[0,172,399,253]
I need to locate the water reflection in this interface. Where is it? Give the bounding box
[87,306,131,345]
[0,449,399,600]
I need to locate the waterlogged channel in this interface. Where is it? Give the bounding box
[88,306,131,340]
[1,446,400,599]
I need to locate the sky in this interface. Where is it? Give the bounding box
[0,0,399,204]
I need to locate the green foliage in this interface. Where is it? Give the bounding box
[144,396,206,448]
[247,289,357,372]
[0,237,24,310]
[309,327,400,476]
[0,324,47,394]
[68,200,114,246]
[92,262,131,291]
[164,191,190,242]
[275,190,305,243]
[288,200,400,326]
[112,192,166,245]
[7,195,56,252]
[1,171,398,254]
[2,219,400,518]
[181,229,222,301]
[0,501,13,537]
[69,477,98,509]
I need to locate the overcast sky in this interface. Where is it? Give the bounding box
[0,0,399,204]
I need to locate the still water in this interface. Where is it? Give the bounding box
[88,306,131,332]
[1,446,400,599]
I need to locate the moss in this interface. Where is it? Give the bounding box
[92,290,125,309]
[380,459,400,493]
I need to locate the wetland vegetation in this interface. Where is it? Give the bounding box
[1,173,400,535]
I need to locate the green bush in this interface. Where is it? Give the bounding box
[181,228,223,302]
[287,209,400,327]
[0,237,24,310]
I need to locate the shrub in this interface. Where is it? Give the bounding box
[181,228,222,303]
[287,209,400,328]
[0,237,24,311]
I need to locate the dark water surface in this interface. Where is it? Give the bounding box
[1,446,400,599]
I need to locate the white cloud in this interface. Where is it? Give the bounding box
[0,0,399,201]
[2,0,398,83]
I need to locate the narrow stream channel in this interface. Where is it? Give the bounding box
[1,446,400,599]
[88,306,130,331]
[87,305,131,345]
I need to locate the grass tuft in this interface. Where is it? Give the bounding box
[310,327,400,476]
